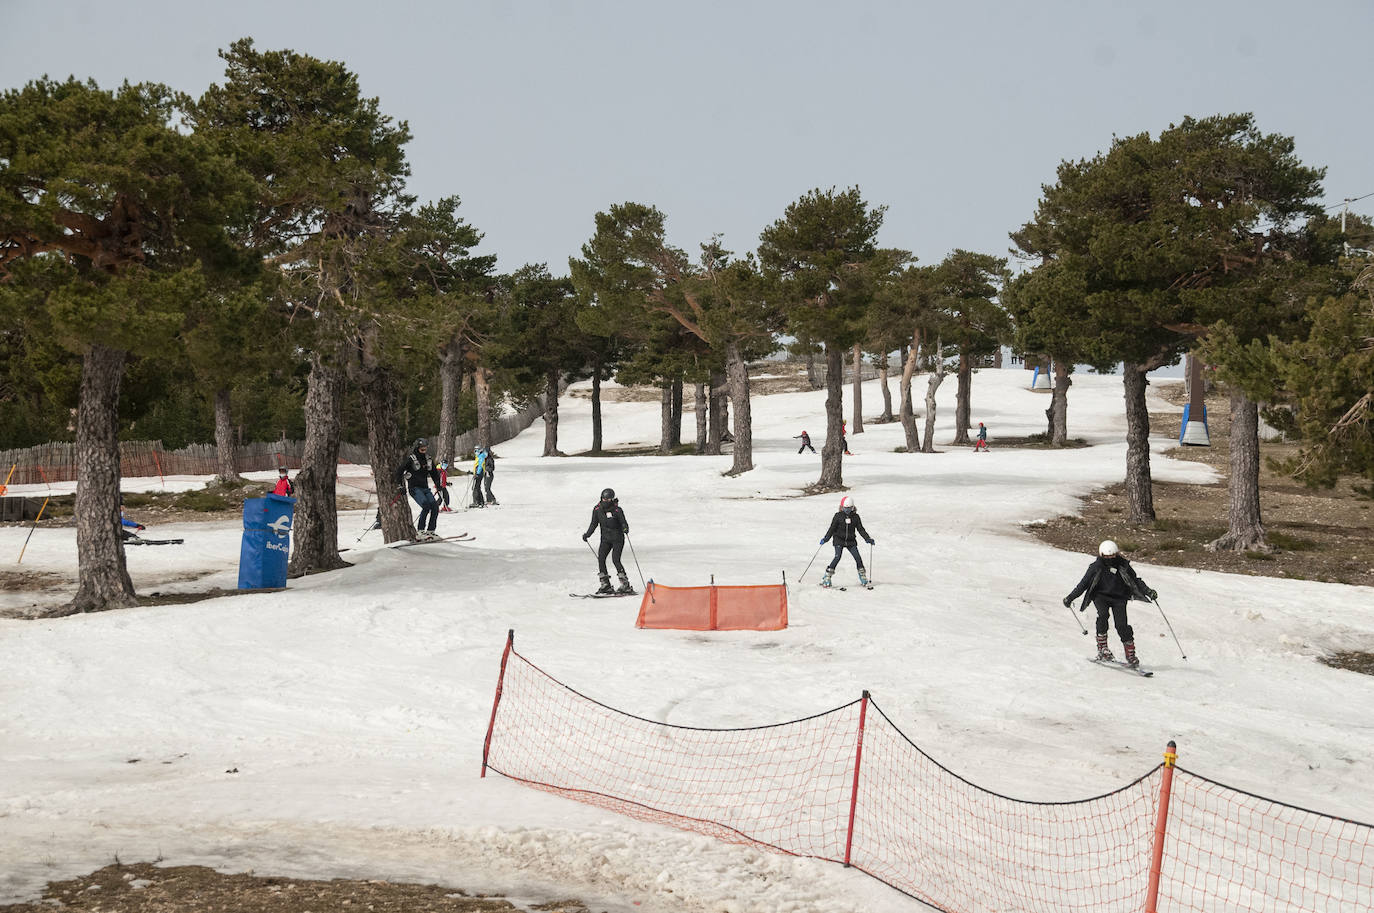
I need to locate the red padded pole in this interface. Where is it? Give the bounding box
[1145,740,1179,913]
[481,629,516,777]
[844,690,870,867]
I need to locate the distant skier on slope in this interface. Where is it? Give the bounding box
[973,422,988,452]
[794,430,816,453]
[481,447,499,505]
[272,466,295,496]
[582,487,634,595]
[119,503,146,542]
[471,447,488,508]
[437,460,452,511]
[1063,540,1158,668]
[394,438,443,540]
[818,495,873,588]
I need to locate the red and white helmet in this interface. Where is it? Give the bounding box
[839,495,855,511]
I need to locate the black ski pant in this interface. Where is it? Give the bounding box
[826,542,864,573]
[409,486,438,532]
[597,536,627,579]
[471,474,485,507]
[437,485,450,508]
[798,442,815,453]
[1092,596,1134,643]
[483,470,495,502]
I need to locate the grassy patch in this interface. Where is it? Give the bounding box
[1321,652,1374,676]
[174,489,232,512]
[1267,531,1317,552]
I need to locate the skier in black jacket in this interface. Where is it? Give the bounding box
[1063,540,1158,667]
[819,495,874,588]
[582,487,633,595]
[394,438,444,540]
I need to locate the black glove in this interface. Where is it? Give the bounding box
[582,533,590,541]
[1062,596,1073,608]
[1146,588,1158,600]
[865,538,875,545]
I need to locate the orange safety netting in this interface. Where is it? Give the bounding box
[634,582,788,631]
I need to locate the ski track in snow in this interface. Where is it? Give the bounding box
[3,370,1373,911]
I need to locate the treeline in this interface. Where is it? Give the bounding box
[2,40,1370,616]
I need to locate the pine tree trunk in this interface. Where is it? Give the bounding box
[899,332,921,453]
[805,345,822,390]
[670,378,683,448]
[1208,389,1269,552]
[1123,363,1156,525]
[1049,360,1071,447]
[850,342,864,434]
[542,368,562,456]
[213,387,239,483]
[705,369,726,455]
[288,353,348,577]
[921,348,946,454]
[815,342,846,489]
[694,383,707,454]
[360,360,417,544]
[953,350,972,444]
[475,365,492,451]
[438,339,462,465]
[877,352,893,422]
[65,343,136,615]
[659,382,673,455]
[725,339,754,476]
[590,361,603,454]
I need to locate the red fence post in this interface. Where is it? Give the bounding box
[709,575,719,631]
[1145,739,1179,913]
[481,629,517,778]
[844,690,870,867]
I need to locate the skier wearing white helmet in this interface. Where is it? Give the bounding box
[818,495,874,588]
[1063,539,1158,667]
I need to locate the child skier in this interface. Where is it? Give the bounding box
[1063,540,1158,667]
[794,430,816,453]
[818,495,874,587]
[582,487,634,595]
[272,466,295,496]
[437,460,452,511]
[973,422,988,452]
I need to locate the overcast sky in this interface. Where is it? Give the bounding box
[3,0,1371,275]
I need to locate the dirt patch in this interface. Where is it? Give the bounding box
[1027,382,1374,589]
[0,862,597,913]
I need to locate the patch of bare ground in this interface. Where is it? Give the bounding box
[0,862,597,913]
[1025,381,1374,674]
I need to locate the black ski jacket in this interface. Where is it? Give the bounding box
[1066,556,1152,608]
[395,449,442,490]
[821,510,871,547]
[584,500,628,541]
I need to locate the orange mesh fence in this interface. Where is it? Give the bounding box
[635,582,788,631]
[481,634,1374,912]
[1156,769,1374,913]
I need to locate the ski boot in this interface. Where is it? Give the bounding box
[616,574,636,595]
[819,571,834,588]
[488,497,500,506]
[595,575,614,596]
[420,530,440,542]
[858,568,871,587]
[1123,641,1140,668]
[1095,633,1115,662]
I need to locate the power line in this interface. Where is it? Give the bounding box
[1324,191,1374,212]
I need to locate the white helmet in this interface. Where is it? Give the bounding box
[1099,540,1119,557]
[839,495,855,511]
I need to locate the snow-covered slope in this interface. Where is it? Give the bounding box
[2,369,1372,912]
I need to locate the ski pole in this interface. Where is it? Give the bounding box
[626,534,646,589]
[1152,597,1187,660]
[799,541,824,582]
[869,542,874,582]
[1064,596,1088,636]
[16,495,50,564]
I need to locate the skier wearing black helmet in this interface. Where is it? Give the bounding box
[582,488,633,595]
[818,495,873,588]
[1063,539,1158,667]
[394,438,443,540]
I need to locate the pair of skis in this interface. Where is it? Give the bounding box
[388,533,474,549]
[125,536,183,546]
[1089,657,1154,677]
[569,590,638,599]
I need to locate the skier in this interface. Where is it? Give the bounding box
[794,430,816,454]
[973,422,989,453]
[818,495,873,587]
[119,504,146,542]
[471,447,488,508]
[271,466,295,496]
[581,487,634,595]
[841,420,852,456]
[481,447,499,505]
[394,438,443,540]
[437,460,452,511]
[1063,540,1158,668]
